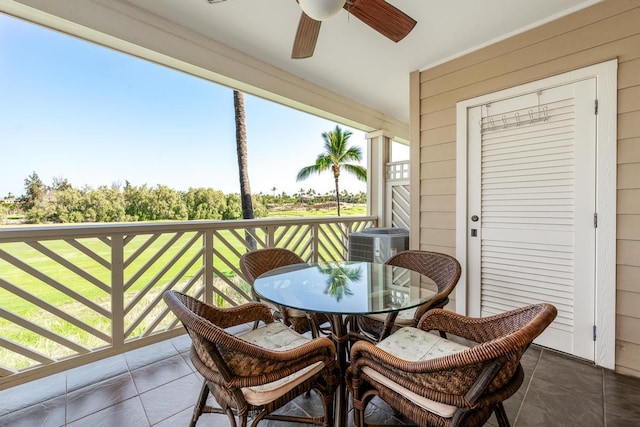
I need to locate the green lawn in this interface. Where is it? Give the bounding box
[267,204,366,217]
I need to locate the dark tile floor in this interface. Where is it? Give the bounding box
[1,327,640,427]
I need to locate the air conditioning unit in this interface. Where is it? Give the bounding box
[348,227,409,263]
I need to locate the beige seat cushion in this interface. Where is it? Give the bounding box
[237,322,324,406]
[361,327,469,418]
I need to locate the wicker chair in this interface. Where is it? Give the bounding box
[353,250,461,343]
[163,290,339,427]
[239,248,316,335]
[347,303,557,427]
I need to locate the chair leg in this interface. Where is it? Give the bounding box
[191,380,210,427]
[225,408,238,427]
[322,388,335,427]
[494,402,511,427]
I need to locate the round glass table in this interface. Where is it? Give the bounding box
[253,260,440,426]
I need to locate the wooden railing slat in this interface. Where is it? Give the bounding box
[0,249,111,318]
[124,232,184,291]
[28,241,110,293]
[0,308,90,354]
[65,238,111,269]
[0,278,111,343]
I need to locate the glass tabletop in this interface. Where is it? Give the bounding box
[253,261,439,315]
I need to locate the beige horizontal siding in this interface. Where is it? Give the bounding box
[419,177,455,196]
[618,189,640,214]
[619,163,640,189]
[420,195,456,213]
[419,34,640,115]
[618,240,640,267]
[421,141,456,163]
[414,0,640,376]
[618,139,640,165]
[420,160,456,180]
[619,111,640,140]
[421,107,456,130]
[618,215,640,240]
[617,315,640,346]
[619,58,640,89]
[420,245,456,258]
[619,85,640,113]
[421,212,456,230]
[617,265,640,293]
[617,291,640,320]
[420,228,455,248]
[420,125,455,145]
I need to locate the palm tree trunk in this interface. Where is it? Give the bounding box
[234,90,256,249]
[334,176,341,216]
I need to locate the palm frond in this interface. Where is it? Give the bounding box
[296,165,319,181]
[341,164,367,181]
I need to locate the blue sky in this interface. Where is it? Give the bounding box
[0,13,405,199]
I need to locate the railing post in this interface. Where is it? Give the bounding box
[343,221,351,261]
[267,225,275,248]
[204,230,214,305]
[111,233,125,348]
[366,130,392,227]
[312,223,319,262]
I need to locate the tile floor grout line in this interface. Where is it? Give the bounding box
[601,367,607,427]
[64,371,69,426]
[126,366,154,427]
[512,347,543,426]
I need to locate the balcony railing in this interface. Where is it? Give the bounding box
[0,215,376,389]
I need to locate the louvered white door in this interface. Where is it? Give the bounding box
[467,79,596,360]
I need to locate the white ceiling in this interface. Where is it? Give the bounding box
[125,0,599,125]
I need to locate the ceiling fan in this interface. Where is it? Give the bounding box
[207,0,417,59]
[292,0,417,59]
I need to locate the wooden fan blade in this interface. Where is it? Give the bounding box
[292,13,321,59]
[345,0,416,42]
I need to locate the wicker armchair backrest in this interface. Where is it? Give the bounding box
[385,249,461,297]
[240,248,305,285]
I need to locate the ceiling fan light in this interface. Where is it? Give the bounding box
[298,0,346,21]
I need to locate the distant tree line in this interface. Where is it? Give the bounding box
[258,188,366,206]
[1,172,366,224]
[12,172,268,224]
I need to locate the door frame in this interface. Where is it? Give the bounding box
[455,59,617,369]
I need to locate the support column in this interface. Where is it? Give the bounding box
[366,130,391,227]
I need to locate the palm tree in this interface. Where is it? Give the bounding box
[296,125,367,216]
[233,90,256,250]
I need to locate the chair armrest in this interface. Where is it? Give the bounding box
[198,301,275,329]
[416,308,515,343]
